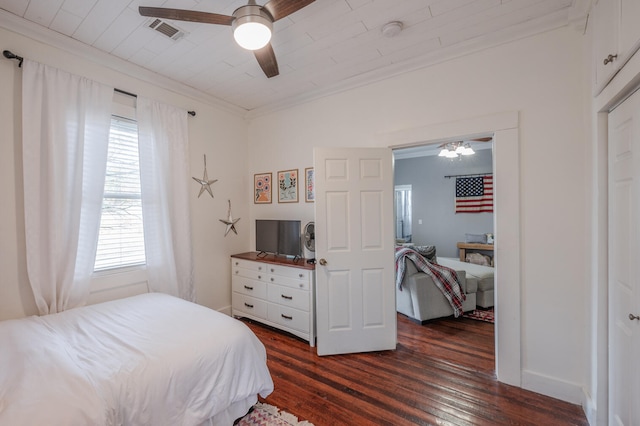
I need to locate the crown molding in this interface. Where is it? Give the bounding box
[245,9,573,119]
[0,10,247,117]
[1,7,576,121]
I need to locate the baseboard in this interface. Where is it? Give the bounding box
[219,305,232,316]
[582,389,597,426]
[521,370,584,405]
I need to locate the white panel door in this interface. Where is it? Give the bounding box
[608,88,640,426]
[314,147,396,356]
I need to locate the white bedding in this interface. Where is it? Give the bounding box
[0,293,273,425]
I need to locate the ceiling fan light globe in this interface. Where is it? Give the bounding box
[232,5,273,51]
[462,146,475,155]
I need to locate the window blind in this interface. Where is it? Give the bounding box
[94,116,146,271]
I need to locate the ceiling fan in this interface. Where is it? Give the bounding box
[438,137,492,158]
[139,0,315,78]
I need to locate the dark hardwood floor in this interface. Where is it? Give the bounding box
[242,314,589,426]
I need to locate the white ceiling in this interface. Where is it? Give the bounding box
[0,0,589,115]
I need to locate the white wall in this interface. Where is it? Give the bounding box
[0,27,250,320]
[247,27,590,403]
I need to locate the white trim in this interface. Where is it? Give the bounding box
[0,7,579,119]
[591,34,640,426]
[522,370,584,404]
[0,10,246,117]
[379,111,522,387]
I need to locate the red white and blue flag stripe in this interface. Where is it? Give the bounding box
[455,175,493,213]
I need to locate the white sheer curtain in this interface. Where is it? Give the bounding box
[137,97,195,301]
[22,60,114,315]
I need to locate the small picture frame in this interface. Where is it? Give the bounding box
[254,172,272,204]
[277,169,298,203]
[305,167,314,203]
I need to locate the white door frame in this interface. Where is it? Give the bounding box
[377,111,521,387]
[591,47,640,424]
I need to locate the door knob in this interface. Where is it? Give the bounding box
[630,313,640,321]
[319,258,327,266]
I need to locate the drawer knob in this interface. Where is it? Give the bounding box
[281,294,293,300]
[244,302,254,309]
[244,285,254,290]
[281,314,293,320]
[258,275,262,279]
[235,261,239,265]
[603,54,617,65]
[299,273,303,278]
[271,268,275,272]
[271,277,274,282]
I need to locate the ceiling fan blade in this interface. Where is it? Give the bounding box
[262,0,315,21]
[254,43,279,78]
[139,7,234,25]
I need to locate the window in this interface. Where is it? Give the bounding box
[395,184,412,243]
[94,115,146,271]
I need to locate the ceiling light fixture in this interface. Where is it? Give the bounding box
[381,21,403,38]
[438,141,475,158]
[232,3,273,50]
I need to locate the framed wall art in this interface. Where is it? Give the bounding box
[254,172,272,204]
[305,167,314,203]
[277,169,298,203]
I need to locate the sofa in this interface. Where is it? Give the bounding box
[438,257,494,309]
[396,259,477,323]
[396,256,494,323]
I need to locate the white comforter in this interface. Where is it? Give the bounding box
[0,293,273,425]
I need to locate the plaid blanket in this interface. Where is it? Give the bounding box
[395,247,466,317]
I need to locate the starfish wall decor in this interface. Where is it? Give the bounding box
[220,200,240,236]
[192,154,218,198]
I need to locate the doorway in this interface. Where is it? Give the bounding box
[393,139,496,362]
[380,111,522,386]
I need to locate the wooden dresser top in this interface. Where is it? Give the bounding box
[231,252,315,270]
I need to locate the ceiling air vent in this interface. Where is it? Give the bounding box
[147,18,186,41]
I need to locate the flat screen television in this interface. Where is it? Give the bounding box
[256,219,301,258]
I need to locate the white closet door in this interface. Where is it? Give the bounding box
[608,88,640,426]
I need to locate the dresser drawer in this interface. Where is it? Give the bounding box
[267,304,309,333]
[231,258,269,274]
[232,294,267,318]
[232,277,267,299]
[232,266,268,282]
[267,283,309,311]
[268,273,310,291]
[266,264,310,281]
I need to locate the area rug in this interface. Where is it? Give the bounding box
[463,307,494,323]
[236,403,314,426]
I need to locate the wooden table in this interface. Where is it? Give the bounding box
[457,242,494,262]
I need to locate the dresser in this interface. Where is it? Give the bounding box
[231,252,316,346]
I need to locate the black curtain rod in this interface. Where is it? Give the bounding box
[114,88,196,117]
[3,50,23,67]
[4,50,196,117]
[444,172,493,179]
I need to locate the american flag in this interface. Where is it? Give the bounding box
[455,175,493,213]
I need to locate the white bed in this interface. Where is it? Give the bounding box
[0,293,274,425]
